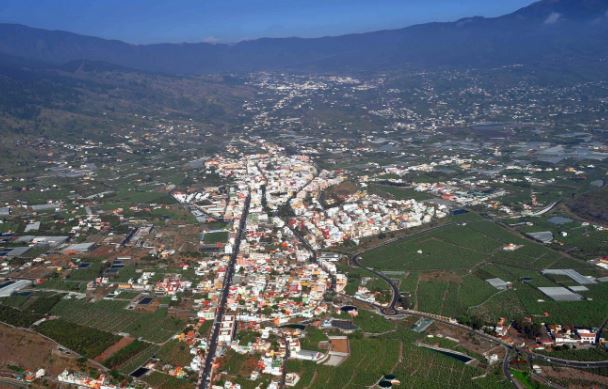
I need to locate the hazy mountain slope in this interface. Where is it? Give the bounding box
[0,0,607,74]
[0,54,252,141]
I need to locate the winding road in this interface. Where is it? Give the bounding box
[345,219,608,388]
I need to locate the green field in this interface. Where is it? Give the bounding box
[51,299,184,343]
[351,309,394,333]
[157,339,193,367]
[288,322,511,389]
[360,214,608,326]
[99,189,175,211]
[68,261,104,281]
[0,291,64,316]
[143,371,193,389]
[117,344,160,375]
[0,304,43,327]
[510,370,541,389]
[36,319,120,359]
[300,327,327,351]
[103,340,151,369]
[203,231,229,244]
[516,212,608,260]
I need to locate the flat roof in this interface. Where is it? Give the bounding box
[538,286,583,302]
[0,279,32,297]
[569,285,589,292]
[541,269,596,285]
[4,246,31,257]
[526,231,554,243]
[412,318,434,333]
[63,242,95,252]
[486,278,510,290]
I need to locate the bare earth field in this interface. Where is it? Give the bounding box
[0,323,85,376]
[94,336,134,363]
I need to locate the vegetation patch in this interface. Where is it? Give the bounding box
[158,339,194,367]
[37,319,120,359]
[0,304,42,327]
[103,340,151,369]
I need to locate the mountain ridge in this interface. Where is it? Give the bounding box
[0,0,607,74]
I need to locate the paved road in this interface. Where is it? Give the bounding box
[502,347,524,389]
[350,254,401,314]
[347,221,459,313]
[527,352,608,369]
[278,337,291,388]
[348,215,608,368]
[198,193,251,389]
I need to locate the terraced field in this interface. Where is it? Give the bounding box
[51,299,183,343]
[288,323,511,389]
[361,213,608,326]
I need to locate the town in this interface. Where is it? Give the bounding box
[1,63,608,389]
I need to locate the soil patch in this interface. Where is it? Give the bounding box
[94,336,134,362]
[329,338,350,354]
[0,323,87,376]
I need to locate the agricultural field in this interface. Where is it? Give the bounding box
[510,369,543,389]
[68,261,104,281]
[157,339,194,367]
[102,340,151,369]
[143,371,194,389]
[0,322,92,377]
[514,209,608,260]
[203,230,229,244]
[0,291,64,316]
[204,221,228,231]
[288,322,510,389]
[50,298,184,343]
[360,213,608,326]
[98,188,175,211]
[36,319,120,359]
[0,304,43,327]
[300,327,327,351]
[40,277,88,292]
[117,344,160,375]
[351,309,394,333]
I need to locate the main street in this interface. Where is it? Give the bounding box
[198,193,251,389]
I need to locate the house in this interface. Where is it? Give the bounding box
[547,324,579,346]
[495,318,509,337]
[292,349,323,362]
[577,329,597,345]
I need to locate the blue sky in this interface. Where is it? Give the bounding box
[0,0,535,44]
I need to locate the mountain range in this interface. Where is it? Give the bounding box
[0,0,607,74]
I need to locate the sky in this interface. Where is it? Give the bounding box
[0,0,535,44]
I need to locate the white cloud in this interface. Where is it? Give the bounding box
[544,12,561,25]
[202,36,220,44]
